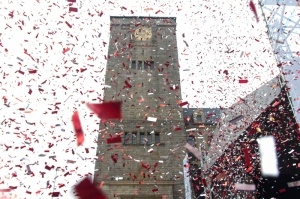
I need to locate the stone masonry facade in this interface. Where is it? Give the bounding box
[93,17,186,199]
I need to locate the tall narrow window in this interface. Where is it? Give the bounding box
[155,132,160,144]
[147,132,152,145]
[150,61,154,70]
[138,61,143,70]
[141,49,144,55]
[140,132,145,145]
[144,61,149,70]
[132,132,137,145]
[124,132,130,145]
[131,61,136,69]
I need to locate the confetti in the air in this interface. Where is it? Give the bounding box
[72,111,85,146]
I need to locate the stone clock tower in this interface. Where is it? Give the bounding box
[93,16,186,199]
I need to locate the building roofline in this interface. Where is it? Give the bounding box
[110,16,176,21]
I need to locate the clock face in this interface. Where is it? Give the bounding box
[134,27,152,41]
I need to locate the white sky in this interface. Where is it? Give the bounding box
[0,0,298,198]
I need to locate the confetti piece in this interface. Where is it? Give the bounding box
[65,21,72,28]
[63,47,70,54]
[229,115,244,124]
[184,143,201,159]
[74,178,107,199]
[71,111,85,146]
[243,148,251,167]
[17,57,23,62]
[179,101,189,107]
[249,0,259,22]
[272,101,280,107]
[257,136,279,177]
[124,80,132,88]
[287,180,300,188]
[107,135,121,144]
[111,154,118,163]
[69,7,78,12]
[52,192,60,197]
[147,117,157,122]
[0,189,11,192]
[86,101,122,122]
[239,79,248,83]
[67,0,76,2]
[235,183,256,191]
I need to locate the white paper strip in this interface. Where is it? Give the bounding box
[147,117,157,122]
[235,183,256,191]
[184,143,201,160]
[257,136,279,177]
[287,180,300,188]
[186,128,196,132]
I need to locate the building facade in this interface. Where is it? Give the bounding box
[93,16,186,199]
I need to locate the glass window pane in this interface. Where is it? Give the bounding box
[140,132,145,144]
[124,132,130,145]
[155,132,160,144]
[150,61,154,70]
[144,61,148,70]
[147,132,152,145]
[138,61,142,70]
[132,132,137,145]
[131,61,136,69]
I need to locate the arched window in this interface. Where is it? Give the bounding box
[193,109,205,123]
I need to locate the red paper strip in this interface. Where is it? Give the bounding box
[249,0,259,22]
[202,179,207,187]
[87,101,122,122]
[67,0,76,2]
[243,148,251,167]
[65,21,72,28]
[52,192,60,197]
[107,135,122,144]
[239,79,248,83]
[179,101,189,107]
[71,111,84,146]
[124,80,132,88]
[74,177,107,199]
[29,70,37,74]
[69,7,78,12]
[111,154,118,163]
[272,101,280,107]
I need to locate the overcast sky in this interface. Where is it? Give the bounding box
[0,0,299,198]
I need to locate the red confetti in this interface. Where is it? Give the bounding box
[69,7,78,12]
[86,101,122,122]
[28,89,32,95]
[65,21,72,28]
[107,135,122,144]
[170,86,179,90]
[272,101,280,107]
[52,192,60,197]
[249,0,259,22]
[0,189,11,192]
[124,80,132,88]
[202,179,207,187]
[74,178,107,199]
[111,154,118,163]
[29,69,37,74]
[18,70,24,75]
[179,101,189,107]
[152,188,158,192]
[239,79,248,83]
[243,148,251,167]
[174,126,182,131]
[71,111,85,146]
[67,0,76,2]
[63,47,70,54]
